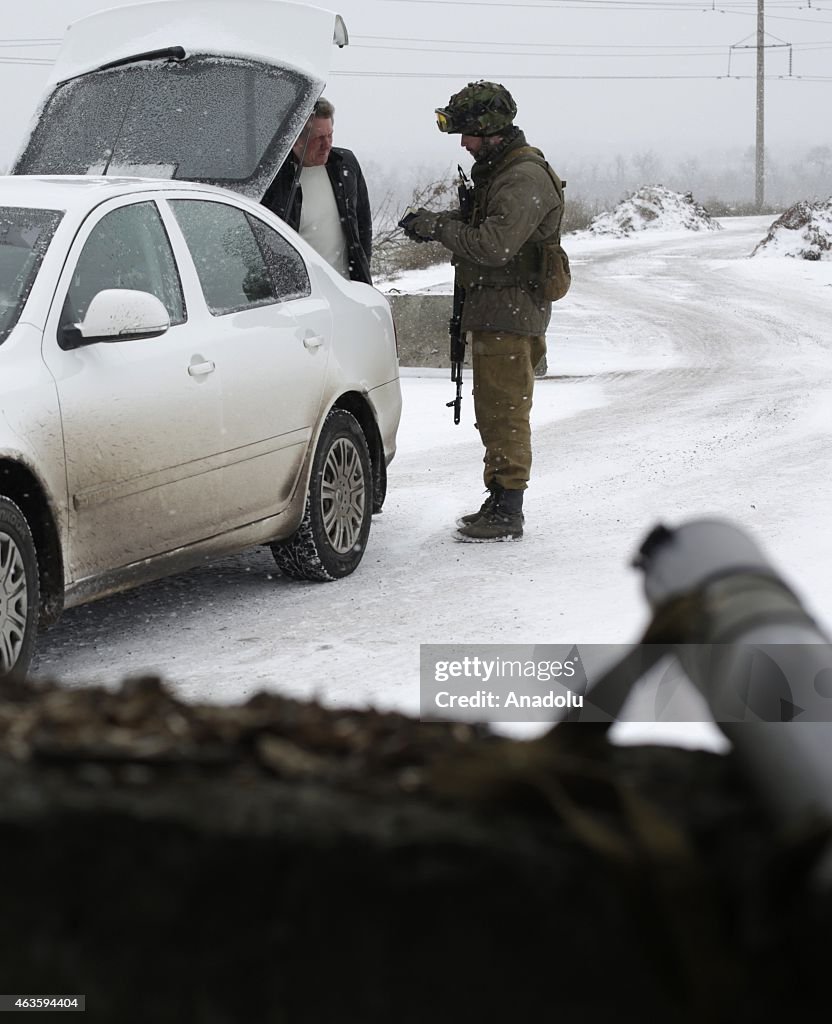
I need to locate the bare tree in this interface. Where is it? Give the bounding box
[632,149,663,186]
[371,174,458,280]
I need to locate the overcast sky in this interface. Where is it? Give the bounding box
[2,0,830,178]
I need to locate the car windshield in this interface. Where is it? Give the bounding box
[14,55,317,199]
[0,207,63,345]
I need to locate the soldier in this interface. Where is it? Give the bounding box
[401,82,565,541]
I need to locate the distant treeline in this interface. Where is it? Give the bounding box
[366,142,832,239]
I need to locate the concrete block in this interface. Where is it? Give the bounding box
[388,293,548,376]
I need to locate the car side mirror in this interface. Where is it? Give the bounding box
[61,289,171,349]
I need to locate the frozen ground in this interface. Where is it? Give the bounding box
[32,215,832,751]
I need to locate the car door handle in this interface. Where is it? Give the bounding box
[188,360,216,377]
[303,335,325,350]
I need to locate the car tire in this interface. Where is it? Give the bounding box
[0,497,40,679]
[372,455,387,515]
[272,409,373,582]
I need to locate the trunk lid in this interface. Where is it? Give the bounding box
[12,0,348,200]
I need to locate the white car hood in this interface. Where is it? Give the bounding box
[12,0,348,201]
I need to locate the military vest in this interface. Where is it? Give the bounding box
[459,146,570,301]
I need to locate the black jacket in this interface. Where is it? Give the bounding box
[262,147,373,284]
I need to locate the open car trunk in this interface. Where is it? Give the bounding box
[12,0,348,201]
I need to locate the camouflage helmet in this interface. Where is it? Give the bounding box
[435,81,517,136]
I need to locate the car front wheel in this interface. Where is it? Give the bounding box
[0,498,40,679]
[272,409,373,582]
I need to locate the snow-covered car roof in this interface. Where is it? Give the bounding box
[12,1,348,202]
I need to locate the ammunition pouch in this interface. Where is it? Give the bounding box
[455,236,571,302]
[540,239,571,302]
[457,144,571,301]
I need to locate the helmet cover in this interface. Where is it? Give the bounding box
[435,81,517,136]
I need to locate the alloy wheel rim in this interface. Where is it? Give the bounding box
[320,437,366,554]
[0,530,28,673]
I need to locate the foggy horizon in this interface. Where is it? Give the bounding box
[2,0,830,205]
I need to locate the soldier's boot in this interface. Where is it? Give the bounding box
[456,487,524,542]
[457,485,498,527]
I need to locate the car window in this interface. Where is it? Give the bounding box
[0,206,63,346]
[14,56,317,198]
[61,201,185,331]
[246,214,311,302]
[169,199,277,315]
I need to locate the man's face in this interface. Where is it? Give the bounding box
[460,134,501,160]
[294,117,334,166]
[460,134,484,158]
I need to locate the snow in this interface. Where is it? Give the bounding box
[31,214,832,757]
[43,1,337,88]
[585,185,721,237]
[379,263,455,296]
[751,197,832,261]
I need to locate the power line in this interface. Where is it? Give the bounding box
[760,11,832,22]
[350,40,832,57]
[385,0,832,19]
[0,40,61,48]
[0,56,54,66]
[354,33,832,49]
[352,42,729,55]
[3,59,824,75]
[385,0,825,9]
[332,69,830,79]
[0,21,826,71]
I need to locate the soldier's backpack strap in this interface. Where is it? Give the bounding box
[500,145,566,240]
[499,145,571,301]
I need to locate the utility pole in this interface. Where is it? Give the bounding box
[756,0,765,210]
[732,0,789,207]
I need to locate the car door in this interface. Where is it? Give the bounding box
[41,196,225,581]
[164,196,331,530]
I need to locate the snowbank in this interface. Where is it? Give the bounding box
[751,198,832,260]
[588,185,721,237]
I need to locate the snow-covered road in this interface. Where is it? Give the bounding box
[33,216,832,748]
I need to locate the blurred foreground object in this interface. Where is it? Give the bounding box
[569,518,832,889]
[2,520,832,1020]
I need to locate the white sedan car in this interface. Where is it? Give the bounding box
[0,1,401,677]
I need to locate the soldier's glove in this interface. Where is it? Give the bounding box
[398,207,440,243]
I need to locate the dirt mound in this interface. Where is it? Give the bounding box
[751,198,832,260]
[589,185,721,237]
[1,674,830,1021]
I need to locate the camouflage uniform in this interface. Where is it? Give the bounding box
[403,82,565,539]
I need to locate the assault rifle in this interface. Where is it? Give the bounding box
[447,166,473,425]
[447,281,465,425]
[398,168,474,424]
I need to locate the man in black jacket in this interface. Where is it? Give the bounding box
[262,98,373,284]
